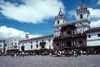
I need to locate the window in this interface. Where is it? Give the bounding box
[12,43,13,45]
[31,45,33,49]
[0,45,2,47]
[98,34,100,37]
[36,45,38,48]
[63,20,64,23]
[36,41,38,43]
[15,43,17,46]
[49,39,51,42]
[80,14,83,19]
[57,20,59,24]
[42,40,44,42]
[79,41,82,44]
[88,35,91,38]
[14,39,17,41]
[31,41,33,44]
[56,43,59,46]
[67,31,70,34]
[49,45,51,49]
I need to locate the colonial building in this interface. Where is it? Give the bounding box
[0,39,5,53]
[7,37,22,52]
[53,0,90,50]
[20,35,53,54]
[86,27,100,46]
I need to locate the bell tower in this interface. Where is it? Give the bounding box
[75,0,90,33]
[54,8,66,25]
[54,8,66,37]
[76,0,90,20]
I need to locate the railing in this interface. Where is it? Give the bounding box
[54,34,86,40]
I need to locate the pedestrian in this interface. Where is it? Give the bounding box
[20,52,22,57]
[75,53,78,58]
[22,52,24,57]
[16,53,18,57]
[14,53,17,57]
[49,51,52,56]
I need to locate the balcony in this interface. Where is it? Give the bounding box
[54,34,86,40]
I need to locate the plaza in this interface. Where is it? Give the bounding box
[0,55,100,67]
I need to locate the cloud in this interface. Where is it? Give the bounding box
[97,0,100,5]
[90,20,100,28]
[88,8,100,19]
[0,26,41,39]
[0,0,65,24]
[68,10,76,18]
[88,8,100,28]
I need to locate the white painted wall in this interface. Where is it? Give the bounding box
[7,37,22,51]
[0,40,5,52]
[86,32,100,46]
[19,36,53,51]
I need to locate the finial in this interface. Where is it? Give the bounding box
[58,7,63,16]
[82,0,84,3]
[60,8,61,11]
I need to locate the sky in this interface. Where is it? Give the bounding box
[0,0,100,40]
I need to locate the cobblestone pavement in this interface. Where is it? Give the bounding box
[0,55,100,67]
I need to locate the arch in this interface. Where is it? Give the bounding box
[21,46,25,51]
[80,14,83,19]
[67,41,71,47]
[57,20,59,24]
[56,43,59,46]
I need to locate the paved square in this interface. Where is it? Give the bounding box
[0,55,100,67]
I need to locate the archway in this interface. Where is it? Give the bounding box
[67,42,71,47]
[21,46,25,51]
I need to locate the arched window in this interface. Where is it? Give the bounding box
[56,43,59,46]
[80,14,83,19]
[57,20,59,24]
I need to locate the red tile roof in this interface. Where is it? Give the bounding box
[20,35,53,42]
[86,27,100,33]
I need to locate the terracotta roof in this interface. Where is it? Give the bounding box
[86,27,100,33]
[20,35,53,42]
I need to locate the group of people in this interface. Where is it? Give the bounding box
[49,50,89,57]
[10,52,25,57]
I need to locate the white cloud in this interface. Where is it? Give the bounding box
[90,20,100,28]
[88,8,100,28]
[68,10,76,18]
[88,8,100,19]
[0,26,41,39]
[97,0,100,5]
[0,0,65,24]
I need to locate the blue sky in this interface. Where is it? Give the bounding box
[0,0,100,39]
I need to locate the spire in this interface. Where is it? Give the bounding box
[80,0,86,9]
[58,8,63,16]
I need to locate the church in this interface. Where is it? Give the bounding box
[19,0,100,54]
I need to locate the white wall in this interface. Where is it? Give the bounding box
[0,41,5,52]
[20,36,53,51]
[86,32,100,46]
[7,37,22,51]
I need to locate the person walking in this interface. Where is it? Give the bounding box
[49,51,52,56]
[22,52,24,57]
[20,52,22,58]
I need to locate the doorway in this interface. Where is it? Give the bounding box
[67,42,71,47]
